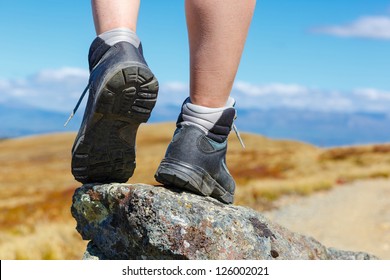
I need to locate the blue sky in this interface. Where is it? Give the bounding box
[0,0,390,115]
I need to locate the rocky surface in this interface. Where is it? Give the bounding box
[71,183,378,260]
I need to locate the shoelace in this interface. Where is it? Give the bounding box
[63,81,91,127]
[231,99,245,148]
[232,120,246,149]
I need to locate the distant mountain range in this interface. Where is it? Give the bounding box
[1,102,389,147]
[235,108,390,147]
[0,103,82,138]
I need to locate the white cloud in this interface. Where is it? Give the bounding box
[162,81,189,92]
[312,16,390,40]
[0,67,89,112]
[156,81,189,107]
[0,69,190,113]
[1,68,390,115]
[234,81,309,96]
[35,67,89,83]
[354,88,390,100]
[231,81,390,113]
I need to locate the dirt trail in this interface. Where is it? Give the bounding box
[264,179,390,259]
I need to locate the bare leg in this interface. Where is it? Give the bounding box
[186,0,256,107]
[91,0,140,34]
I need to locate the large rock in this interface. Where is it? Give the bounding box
[71,183,377,260]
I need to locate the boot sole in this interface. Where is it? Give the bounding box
[155,158,234,204]
[72,64,158,183]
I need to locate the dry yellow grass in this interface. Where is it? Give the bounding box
[1,122,390,259]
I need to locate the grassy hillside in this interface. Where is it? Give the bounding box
[1,122,390,259]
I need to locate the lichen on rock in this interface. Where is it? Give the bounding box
[71,183,378,260]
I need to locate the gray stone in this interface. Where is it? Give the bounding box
[71,183,378,260]
[82,241,108,260]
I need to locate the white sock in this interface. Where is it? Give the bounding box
[181,97,236,132]
[98,28,140,48]
[186,97,235,113]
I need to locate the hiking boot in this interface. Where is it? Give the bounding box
[70,37,158,183]
[155,98,241,204]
